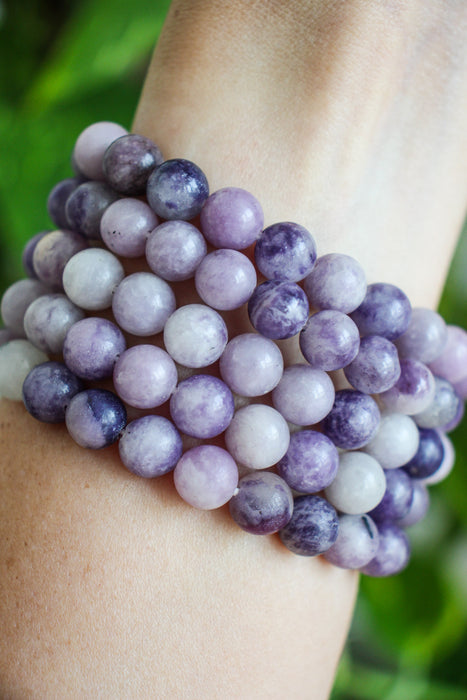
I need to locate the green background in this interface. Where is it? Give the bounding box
[1,2,466,697]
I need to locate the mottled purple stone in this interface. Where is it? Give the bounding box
[254,222,317,282]
[169,374,234,439]
[32,230,88,288]
[22,361,83,423]
[174,445,238,510]
[402,427,444,479]
[350,282,412,340]
[369,468,414,522]
[219,333,284,397]
[0,278,49,335]
[303,253,367,314]
[65,388,127,449]
[103,133,163,195]
[271,364,335,426]
[146,220,207,282]
[414,376,462,429]
[118,415,183,478]
[22,231,48,279]
[200,186,264,250]
[344,335,401,394]
[397,481,429,527]
[322,389,380,449]
[229,472,294,535]
[23,293,85,354]
[299,310,360,371]
[442,397,464,432]
[248,280,309,340]
[277,430,339,493]
[63,317,126,380]
[47,177,82,229]
[65,181,119,239]
[324,514,379,569]
[421,430,454,485]
[429,325,467,384]
[113,345,177,409]
[147,158,209,220]
[100,198,159,258]
[112,272,176,336]
[379,358,435,415]
[360,523,410,577]
[279,495,339,556]
[395,307,447,363]
[195,249,257,310]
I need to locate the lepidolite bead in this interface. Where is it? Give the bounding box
[118,415,182,478]
[113,345,177,409]
[32,230,88,288]
[146,220,207,282]
[200,186,264,250]
[23,293,85,354]
[73,121,128,180]
[363,412,419,469]
[428,325,467,384]
[163,304,228,368]
[421,431,454,485]
[413,376,461,429]
[379,358,435,414]
[322,389,380,450]
[0,340,48,400]
[368,468,414,522]
[169,374,234,439]
[395,307,447,363]
[63,248,125,311]
[100,198,159,257]
[147,158,209,220]
[225,404,290,470]
[1,278,49,335]
[344,335,401,394]
[254,222,317,282]
[396,481,429,527]
[324,451,386,515]
[272,364,335,426]
[65,388,127,449]
[360,523,410,577]
[174,445,238,510]
[63,317,126,380]
[229,472,294,535]
[219,333,283,397]
[65,181,119,239]
[195,249,257,310]
[303,253,367,314]
[299,310,360,371]
[402,427,444,479]
[22,361,83,423]
[112,272,176,336]
[279,495,339,556]
[22,231,48,279]
[324,514,379,569]
[248,280,309,340]
[103,133,163,195]
[47,178,82,230]
[350,282,412,340]
[277,430,339,493]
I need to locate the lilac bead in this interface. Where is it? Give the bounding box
[73,121,128,180]
[169,374,234,439]
[277,430,339,493]
[146,220,207,282]
[379,358,435,414]
[112,272,176,336]
[303,253,367,313]
[324,514,379,569]
[65,388,127,449]
[272,364,335,426]
[23,293,85,354]
[402,427,444,479]
[47,178,82,229]
[396,481,430,527]
[22,231,48,279]
[299,310,360,371]
[369,469,414,522]
[363,412,419,469]
[63,248,125,311]
[229,472,293,535]
[174,445,238,510]
[279,495,339,556]
[63,317,126,380]
[429,325,467,384]
[118,415,182,478]
[219,333,283,397]
[344,335,401,394]
[1,279,48,335]
[113,345,177,409]
[420,431,454,485]
[103,133,163,195]
[413,376,462,429]
[65,181,119,239]
[254,222,317,282]
[442,398,464,432]
[360,523,410,577]
[0,329,15,346]
[200,187,264,250]
[22,361,83,423]
[454,374,467,400]
[324,451,386,514]
[195,249,257,310]
[32,230,88,288]
[147,159,209,220]
[350,282,412,340]
[225,404,290,470]
[163,304,228,368]
[322,389,380,449]
[248,280,309,340]
[395,307,447,363]
[100,198,159,257]
[0,340,48,400]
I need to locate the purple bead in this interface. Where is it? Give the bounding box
[163,304,228,368]
[22,231,48,279]
[344,335,401,394]
[248,280,309,340]
[350,283,412,340]
[146,220,207,282]
[442,397,464,432]
[113,345,177,409]
[414,376,462,429]
[174,445,238,510]
[63,317,126,380]
[118,415,182,478]
[272,364,335,425]
[402,427,444,479]
[195,249,257,310]
[299,310,360,371]
[103,133,163,195]
[429,325,467,384]
[277,430,339,493]
[360,523,410,577]
[0,278,49,335]
[254,222,317,282]
[100,198,159,258]
[397,481,430,527]
[147,159,209,220]
[200,187,264,250]
[454,374,467,400]
[65,388,127,449]
[279,495,339,556]
[229,472,294,535]
[112,272,176,336]
[23,293,85,354]
[47,178,82,229]
[322,389,380,449]
[395,307,447,363]
[369,468,414,522]
[65,181,119,239]
[169,374,234,439]
[420,430,455,485]
[324,514,379,569]
[73,121,128,180]
[0,328,16,346]
[219,333,284,397]
[22,361,83,423]
[32,230,88,288]
[303,253,367,313]
[379,358,435,414]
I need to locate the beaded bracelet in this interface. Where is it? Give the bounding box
[1,120,466,578]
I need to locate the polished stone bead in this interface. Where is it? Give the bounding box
[63,248,125,311]
[429,325,467,384]
[63,317,126,380]
[279,495,339,556]
[174,445,238,510]
[360,523,410,577]
[32,230,88,288]
[103,133,163,195]
[163,304,228,368]
[369,468,414,522]
[1,278,49,335]
[65,181,119,239]
[23,293,85,354]
[200,186,264,250]
[254,221,317,282]
[322,389,380,449]
[0,339,49,400]
[303,253,366,313]
[112,272,176,336]
[402,427,445,479]
[272,364,335,425]
[65,388,127,449]
[119,415,183,478]
[350,282,412,340]
[100,197,159,257]
[225,404,290,470]
[73,121,128,180]
[395,307,447,363]
[379,358,436,415]
[299,310,360,371]
[219,333,283,397]
[147,158,209,220]
[248,280,309,339]
[324,451,386,514]
[195,249,257,310]
[47,178,83,229]
[363,412,419,469]
[169,374,234,439]
[277,429,339,493]
[324,514,379,569]
[146,220,207,282]
[22,231,48,279]
[113,345,177,409]
[22,361,83,422]
[229,472,294,535]
[344,335,401,393]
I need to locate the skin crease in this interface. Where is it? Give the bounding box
[1,0,467,697]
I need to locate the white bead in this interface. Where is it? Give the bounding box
[224,404,290,470]
[63,248,125,310]
[0,339,48,400]
[325,451,386,514]
[363,412,420,469]
[163,304,228,368]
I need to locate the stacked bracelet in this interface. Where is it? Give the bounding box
[1,120,466,578]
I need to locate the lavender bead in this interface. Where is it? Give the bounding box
[0,340,49,400]
[413,376,462,429]
[395,307,447,363]
[146,220,207,282]
[1,279,48,335]
[277,430,339,493]
[322,390,380,450]
[254,222,317,282]
[369,468,414,522]
[324,451,386,514]
[163,304,228,368]
[113,345,177,409]
[379,358,435,414]
[100,198,159,257]
[0,329,15,346]
[279,495,339,556]
[65,181,119,239]
[219,333,283,397]
[112,272,176,336]
[174,445,238,510]
[303,253,367,313]
[22,361,83,423]
[299,310,360,371]
[229,473,293,535]
[420,431,454,485]
[47,178,82,229]
[32,230,88,288]
[118,415,182,478]
[200,187,264,250]
[147,158,209,220]
[103,133,163,195]
[344,335,401,394]
[324,514,379,569]
[360,523,410,577]
[195,249,257,310]
[429,325,467,384]
[169,374,234,439]
[350,282,412,340]
[402,427,444,479]
[272,364,335,426]
[73,121,128,180]
[442,398,464,432]
[65,388,126,449]
[63,317,126,380]
[454,374,467,400]
[22,231,48,279]
[225,404,290,470]
[363,412,419,469]
[248,280,309,340]
[396,481,430,527]
[23,293,85,354]
[63,248,124,311]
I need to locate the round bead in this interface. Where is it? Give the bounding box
[272,364,335,425]
[413,376,462,429]
[442,396,464,432]
[63,317,126,380]
[169,374,234,439]
[248,280,309,340]
[303,253,367,313]
[113,345,177,409]
[279,495,339,556]
[299,310,360,371]
[112,272,176,336]
[118,415,182,478]
[100,198,159,257]
[395,307,447,363]
[65,388,127,449]
[147,158,209,220]
[454,374,467,400]
[65,181,119,239]
[63,248,124,311]
[0,329,17,346]
[350,282,412,340]
[22,361,83,423]
[22,231,48,279]
[277,430,339,493]
[73,121,128,180]
[402,427,445,479]
[254,222,317,282]
[229,472,294,535]
[23,293,85,354]
[163,304,228,368]
[47,178,82,230]
[429,325,467,384]
[344,335,401,393]
[174,445,238,510]
[224,404,290,470]
[420,431,454,485]
[324,451,386,515]
[195,249,257,310]
[378,358,436,414]
[32,230,88,288]
[219,333,283,397]
[368,468,414,522]
[0,340,49,400]
[363,412,419,469]
[1,278,48,335]
[200,187,264,250]
[103,133,163,195]
[396,481,430,527]
[146,220,207,282]
[360,523,410,577]
[324,514,379,569]
[322,390,380,450]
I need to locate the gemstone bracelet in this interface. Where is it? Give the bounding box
[1,121,466,577]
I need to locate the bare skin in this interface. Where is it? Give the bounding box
[1,1,467,697]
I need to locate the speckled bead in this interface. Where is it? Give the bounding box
[322,389,380,450]
[248,280,309,340]
[279,495,339,556]
[229,472,294,535]
[22,361,83,423]
[163,304,228,368]
[103,133,163,195]
[147,158,209,220]
[350,282,412,340]
[277,429,339,493]
[299,310,360,371]
[254,221,317,282]
[118,415,183,478]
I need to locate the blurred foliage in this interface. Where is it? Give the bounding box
[1,1,467,698]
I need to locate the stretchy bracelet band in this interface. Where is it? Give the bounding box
[1,121,466,577]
